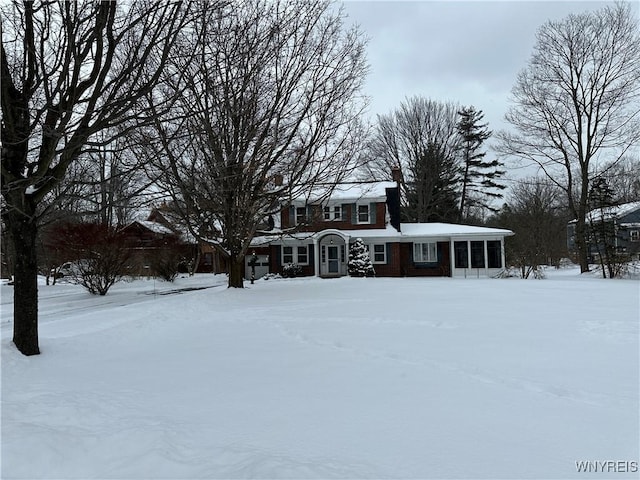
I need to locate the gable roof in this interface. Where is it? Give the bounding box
[292,181,398,204]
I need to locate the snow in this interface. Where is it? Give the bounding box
[1,270,638,479]
[400,222,514,237]
[293,181,398,204]
[570,201,640,223]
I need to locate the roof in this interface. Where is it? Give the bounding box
[250,222,513,246]
[400,223,514,237]
[124,220,175,236]
[292,181,398,203]
[571,201,640,223]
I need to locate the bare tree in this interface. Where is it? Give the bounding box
[1,1,191,355]
[365,97,461,222]
[599,154,640,203]
[142,0,368,288]
[497,3,640,273]
[490,178,569,278]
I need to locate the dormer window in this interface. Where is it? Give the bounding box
[357,204,370,223]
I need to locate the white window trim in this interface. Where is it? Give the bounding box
[324,205,343,221]
[368,243,386,264]
[413,242,437,263]
[282,245,309,265]
[630,230,639,242]
[295,206,307,225]
[357,204,370,224]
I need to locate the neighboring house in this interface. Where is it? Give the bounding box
[567,201,640,261]
[247,179,514,280]
[122,205,229,275]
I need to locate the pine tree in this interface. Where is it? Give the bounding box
[404,142,460,223]
[588,177,622,278]
[348,238,375,277]
[456,106,505,221]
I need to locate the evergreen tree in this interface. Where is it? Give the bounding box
[456,106,505,221]
[348,238,375,277]
[404,142,460,223]
[588,177,622,278]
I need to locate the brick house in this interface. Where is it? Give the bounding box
[246,180,514,279]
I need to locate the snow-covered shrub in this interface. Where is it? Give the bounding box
[282,263,302,278]
[348,238,375,277]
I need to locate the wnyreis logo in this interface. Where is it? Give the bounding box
[576,461,638,473]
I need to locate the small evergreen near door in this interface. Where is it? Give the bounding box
[348,238,375,277]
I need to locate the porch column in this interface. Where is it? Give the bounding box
[313,236,320,277]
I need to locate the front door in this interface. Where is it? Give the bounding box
[327,245,339,274]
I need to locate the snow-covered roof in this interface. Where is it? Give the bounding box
[572,201,640,223]
[400,223,514,237]
[292,181,398,204]
[126,220,175,236]
[250,222,513,246]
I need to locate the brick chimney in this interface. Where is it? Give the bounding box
[391,165,402,184]
[273,174,283,186]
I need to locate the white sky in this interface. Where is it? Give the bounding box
[340,0,636,170]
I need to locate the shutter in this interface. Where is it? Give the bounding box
[308,244,314,266]
[275,245,282,267]
[306,205,312,222]
[351,204,357,224]
[342,204,348,221]
[289,206,295,226]
[385,243,392,265]
[370,203,376,224]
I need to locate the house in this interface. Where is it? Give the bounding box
[246,179,514,280]
[567,201,640,261]
[121,205,229,275]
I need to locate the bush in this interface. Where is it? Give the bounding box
[47,222,132,295]
[282,263,302,278]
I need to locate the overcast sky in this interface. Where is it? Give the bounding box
[340,0,636,167]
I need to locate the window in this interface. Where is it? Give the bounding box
[369,244,386,263]
[487,241,502,268]
[357,204,369,223]
[323,205,342,221]
[413,242,437,263]
[454,241,468,268]
[470,241,485,268]
[297,246,308,264]
[631,230,639,242]
[282,245,308,265]
[295,207,306,225]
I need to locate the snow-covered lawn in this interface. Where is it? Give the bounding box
[1,270,638,479]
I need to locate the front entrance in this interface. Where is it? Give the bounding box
[319,233,347,277]
[327,245,340,274]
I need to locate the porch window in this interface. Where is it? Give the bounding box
[487,241,502,268]
[470,241,485,268]
[369,244,386,263]
[357,204,370,223]
[630,230,639,242]
[454,241,468,268]
[413,242,437,263]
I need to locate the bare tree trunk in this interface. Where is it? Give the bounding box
[228,256,244,288]
[6,204,40,356]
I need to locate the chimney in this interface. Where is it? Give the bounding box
[391,166,402,184]
[273,174,283,187]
